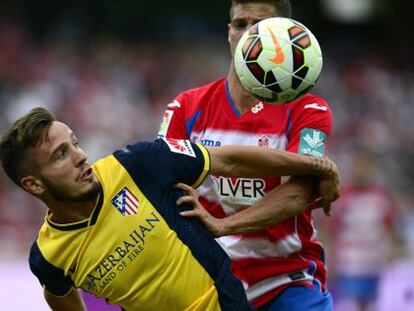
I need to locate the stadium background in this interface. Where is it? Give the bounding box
[0,0,413,310]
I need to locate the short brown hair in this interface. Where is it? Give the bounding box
[230,0,292,18]
[0,107,55,187]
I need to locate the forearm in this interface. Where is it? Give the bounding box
[218,176,314,235]
[208,145,331,178]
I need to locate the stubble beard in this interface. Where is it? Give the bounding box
[42,178,102,203]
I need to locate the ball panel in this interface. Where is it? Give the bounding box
[242,37,256,58]
[292,66,309,89]
[248,23,259,35]
[292,46,305,72]
[246,62,266,84]
[246,38,262,62]
[295,35,311,49]
[264,70,277,86]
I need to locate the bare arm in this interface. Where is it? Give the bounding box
[207,145,334,178]
[207,145,339,212]
[176,145,339,236]
[177,177,317,237]
[44,288,86,311]
[221,176,316,233]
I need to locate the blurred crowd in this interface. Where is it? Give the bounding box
[1,18,414,310]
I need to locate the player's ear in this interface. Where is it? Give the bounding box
[21,176,45,196]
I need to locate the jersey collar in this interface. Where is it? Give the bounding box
[225,80,241,118]
[46,190,104,231]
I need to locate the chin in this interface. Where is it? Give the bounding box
[78,181,101,201]
[46,180,101,203]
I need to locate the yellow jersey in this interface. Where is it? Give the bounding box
[29,139,252,311]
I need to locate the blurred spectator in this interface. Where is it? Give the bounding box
[327,150,395,311]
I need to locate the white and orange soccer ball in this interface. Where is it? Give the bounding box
[234,17,323,104]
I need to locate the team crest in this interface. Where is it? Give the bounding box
[162,138,196,157]
[258,135,269,147]
[111,187,139,216]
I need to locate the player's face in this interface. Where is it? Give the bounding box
[30,121,100,202]
[228,3,278,57]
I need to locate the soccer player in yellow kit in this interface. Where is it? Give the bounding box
[0,107,339,310]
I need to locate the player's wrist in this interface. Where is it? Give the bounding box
[214,218,228,237]
[212,217,237,237]
[309,156,334,177]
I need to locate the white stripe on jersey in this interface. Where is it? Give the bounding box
[245,269,314,301]
[216,230,302,259]
[193,128,304,259]
[190,129,288,148]
[192,128,288,211]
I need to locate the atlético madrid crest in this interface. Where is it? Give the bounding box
[111,187,139,216]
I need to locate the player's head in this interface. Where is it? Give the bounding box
[351,149,377,188]
[0,107,100,203]
[228,0,292,57]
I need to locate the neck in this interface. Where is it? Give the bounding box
[227,62,261,115]
[46,195,99,224]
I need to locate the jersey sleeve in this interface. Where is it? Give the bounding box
[29,241,74,296]
[113,139,210,189]
[286,97,333,157]
[157,93,189,139]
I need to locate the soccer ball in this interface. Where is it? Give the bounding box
[234,17,323,104]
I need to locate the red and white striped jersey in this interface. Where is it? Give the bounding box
[158,78,333,307]
[330,185,395,276]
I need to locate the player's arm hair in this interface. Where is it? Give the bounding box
[44,288,86,311]
[177,175,318,236]
[207,145,334,178]
[214,176,314,235]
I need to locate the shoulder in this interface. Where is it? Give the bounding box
[112,140,164,164]
[113,139,205,170]
[29,239,43,268]
[113,139,209,188]
[29,240,75,296]
[288,93,331,114]
[29,239,52,273]
[287,93,333,130]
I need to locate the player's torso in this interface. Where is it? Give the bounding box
[168,80,328,305]
[183,79,291,210]
[333,186,394,274]
[189,97,314,287]
[37,155,220,311]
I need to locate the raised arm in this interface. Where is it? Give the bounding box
[207,145,336,179]
[177,145,340,236]
[177,176,330,237]
[44,288,86,311]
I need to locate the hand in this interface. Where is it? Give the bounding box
[175,183,225,237]
[310,156,341,216]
